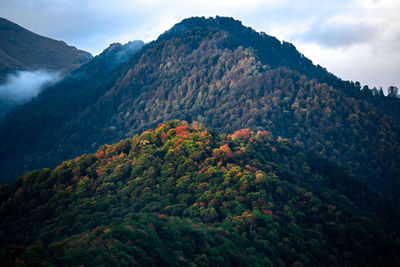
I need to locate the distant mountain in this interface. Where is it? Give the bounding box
[1,121,399,266]
[0,18,93,118]
[0,16,399,205]
[0,17,92,81]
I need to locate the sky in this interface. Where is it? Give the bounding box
[0,0,399,89]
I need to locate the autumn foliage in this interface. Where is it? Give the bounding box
[0,121,398,266]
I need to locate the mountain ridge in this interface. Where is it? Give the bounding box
[0,16,399,205]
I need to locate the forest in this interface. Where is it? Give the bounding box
[1,121,399,266]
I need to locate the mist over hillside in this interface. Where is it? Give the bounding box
[0,70,60,117]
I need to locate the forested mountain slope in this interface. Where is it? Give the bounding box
[1,121,398,266]
[0,17,399,204]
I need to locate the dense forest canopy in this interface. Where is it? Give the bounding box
[1,121,399,266]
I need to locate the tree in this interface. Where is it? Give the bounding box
[378,87,385,97]
[388,86,399,98]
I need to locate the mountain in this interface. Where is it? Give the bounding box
[0,18,93,118]
[0,18,92,81]
[1,121,399,266]
[0,16,399,205]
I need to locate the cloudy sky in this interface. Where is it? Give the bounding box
[0,0,399,89]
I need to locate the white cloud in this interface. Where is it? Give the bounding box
[0,70,60,103]
[289,0,400,88]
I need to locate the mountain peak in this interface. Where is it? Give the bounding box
[93,40,144,72]
[174,16,245,30]
[156,17,349,99]
[160,16,256,40]
[102,40,144,55]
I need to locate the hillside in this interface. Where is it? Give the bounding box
[0,17,92,81]
[0,121,399,266]
[0,16,399,204]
